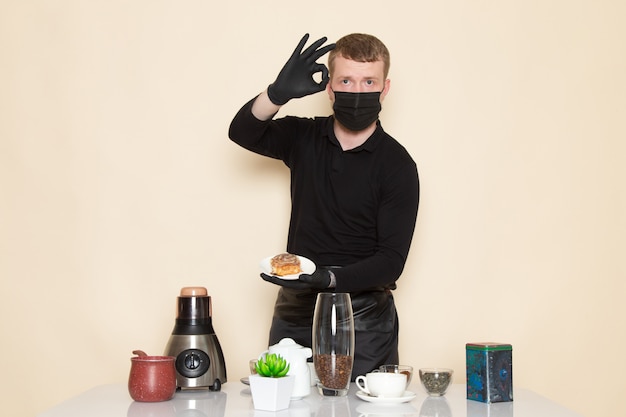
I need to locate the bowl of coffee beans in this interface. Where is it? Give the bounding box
[419,368,453,396]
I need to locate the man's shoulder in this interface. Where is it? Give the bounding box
[276,114,331,130]
[377,130,416,165]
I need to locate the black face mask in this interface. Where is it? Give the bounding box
[332,90,382,131]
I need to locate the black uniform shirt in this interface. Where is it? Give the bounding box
[229,97,419,292]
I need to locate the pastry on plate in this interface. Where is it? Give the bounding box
[270,252,302,276]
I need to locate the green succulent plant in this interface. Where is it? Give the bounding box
[255,353,290,378]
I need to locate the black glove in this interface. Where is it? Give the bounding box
[261,269,331,290]
[267,34,336,105]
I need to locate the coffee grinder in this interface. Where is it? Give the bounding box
[165,287,227,391]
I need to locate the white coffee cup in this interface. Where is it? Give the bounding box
[355,372,406,398]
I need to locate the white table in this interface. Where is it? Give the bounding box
[37,381,583,417]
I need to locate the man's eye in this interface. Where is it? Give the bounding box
[341,80,349,84]
[366,80,374,85]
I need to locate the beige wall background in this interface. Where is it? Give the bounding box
[1,1,624,416]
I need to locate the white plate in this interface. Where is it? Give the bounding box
[355,390,416,404]
[259,255,316,280]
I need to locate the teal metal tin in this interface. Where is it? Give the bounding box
[466,342,513,403]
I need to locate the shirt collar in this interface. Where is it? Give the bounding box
[325,117,384,152]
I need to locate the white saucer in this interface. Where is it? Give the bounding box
[259,255,316,280]
[356,390,416,404]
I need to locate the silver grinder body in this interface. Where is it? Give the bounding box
[164,287,227,391]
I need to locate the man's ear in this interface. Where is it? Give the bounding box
[326,81,335,101]
[381,79,391,101]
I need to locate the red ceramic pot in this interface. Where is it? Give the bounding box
[128,350,177,402]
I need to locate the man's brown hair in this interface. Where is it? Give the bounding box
[328,33,391,78]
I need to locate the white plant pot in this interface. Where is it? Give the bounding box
[249,374,295,411]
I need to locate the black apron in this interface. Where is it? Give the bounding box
[268,279,399,381]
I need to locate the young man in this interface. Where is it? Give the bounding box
[229,33,419,379]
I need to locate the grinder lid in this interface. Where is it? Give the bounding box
[180,287,208,297]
